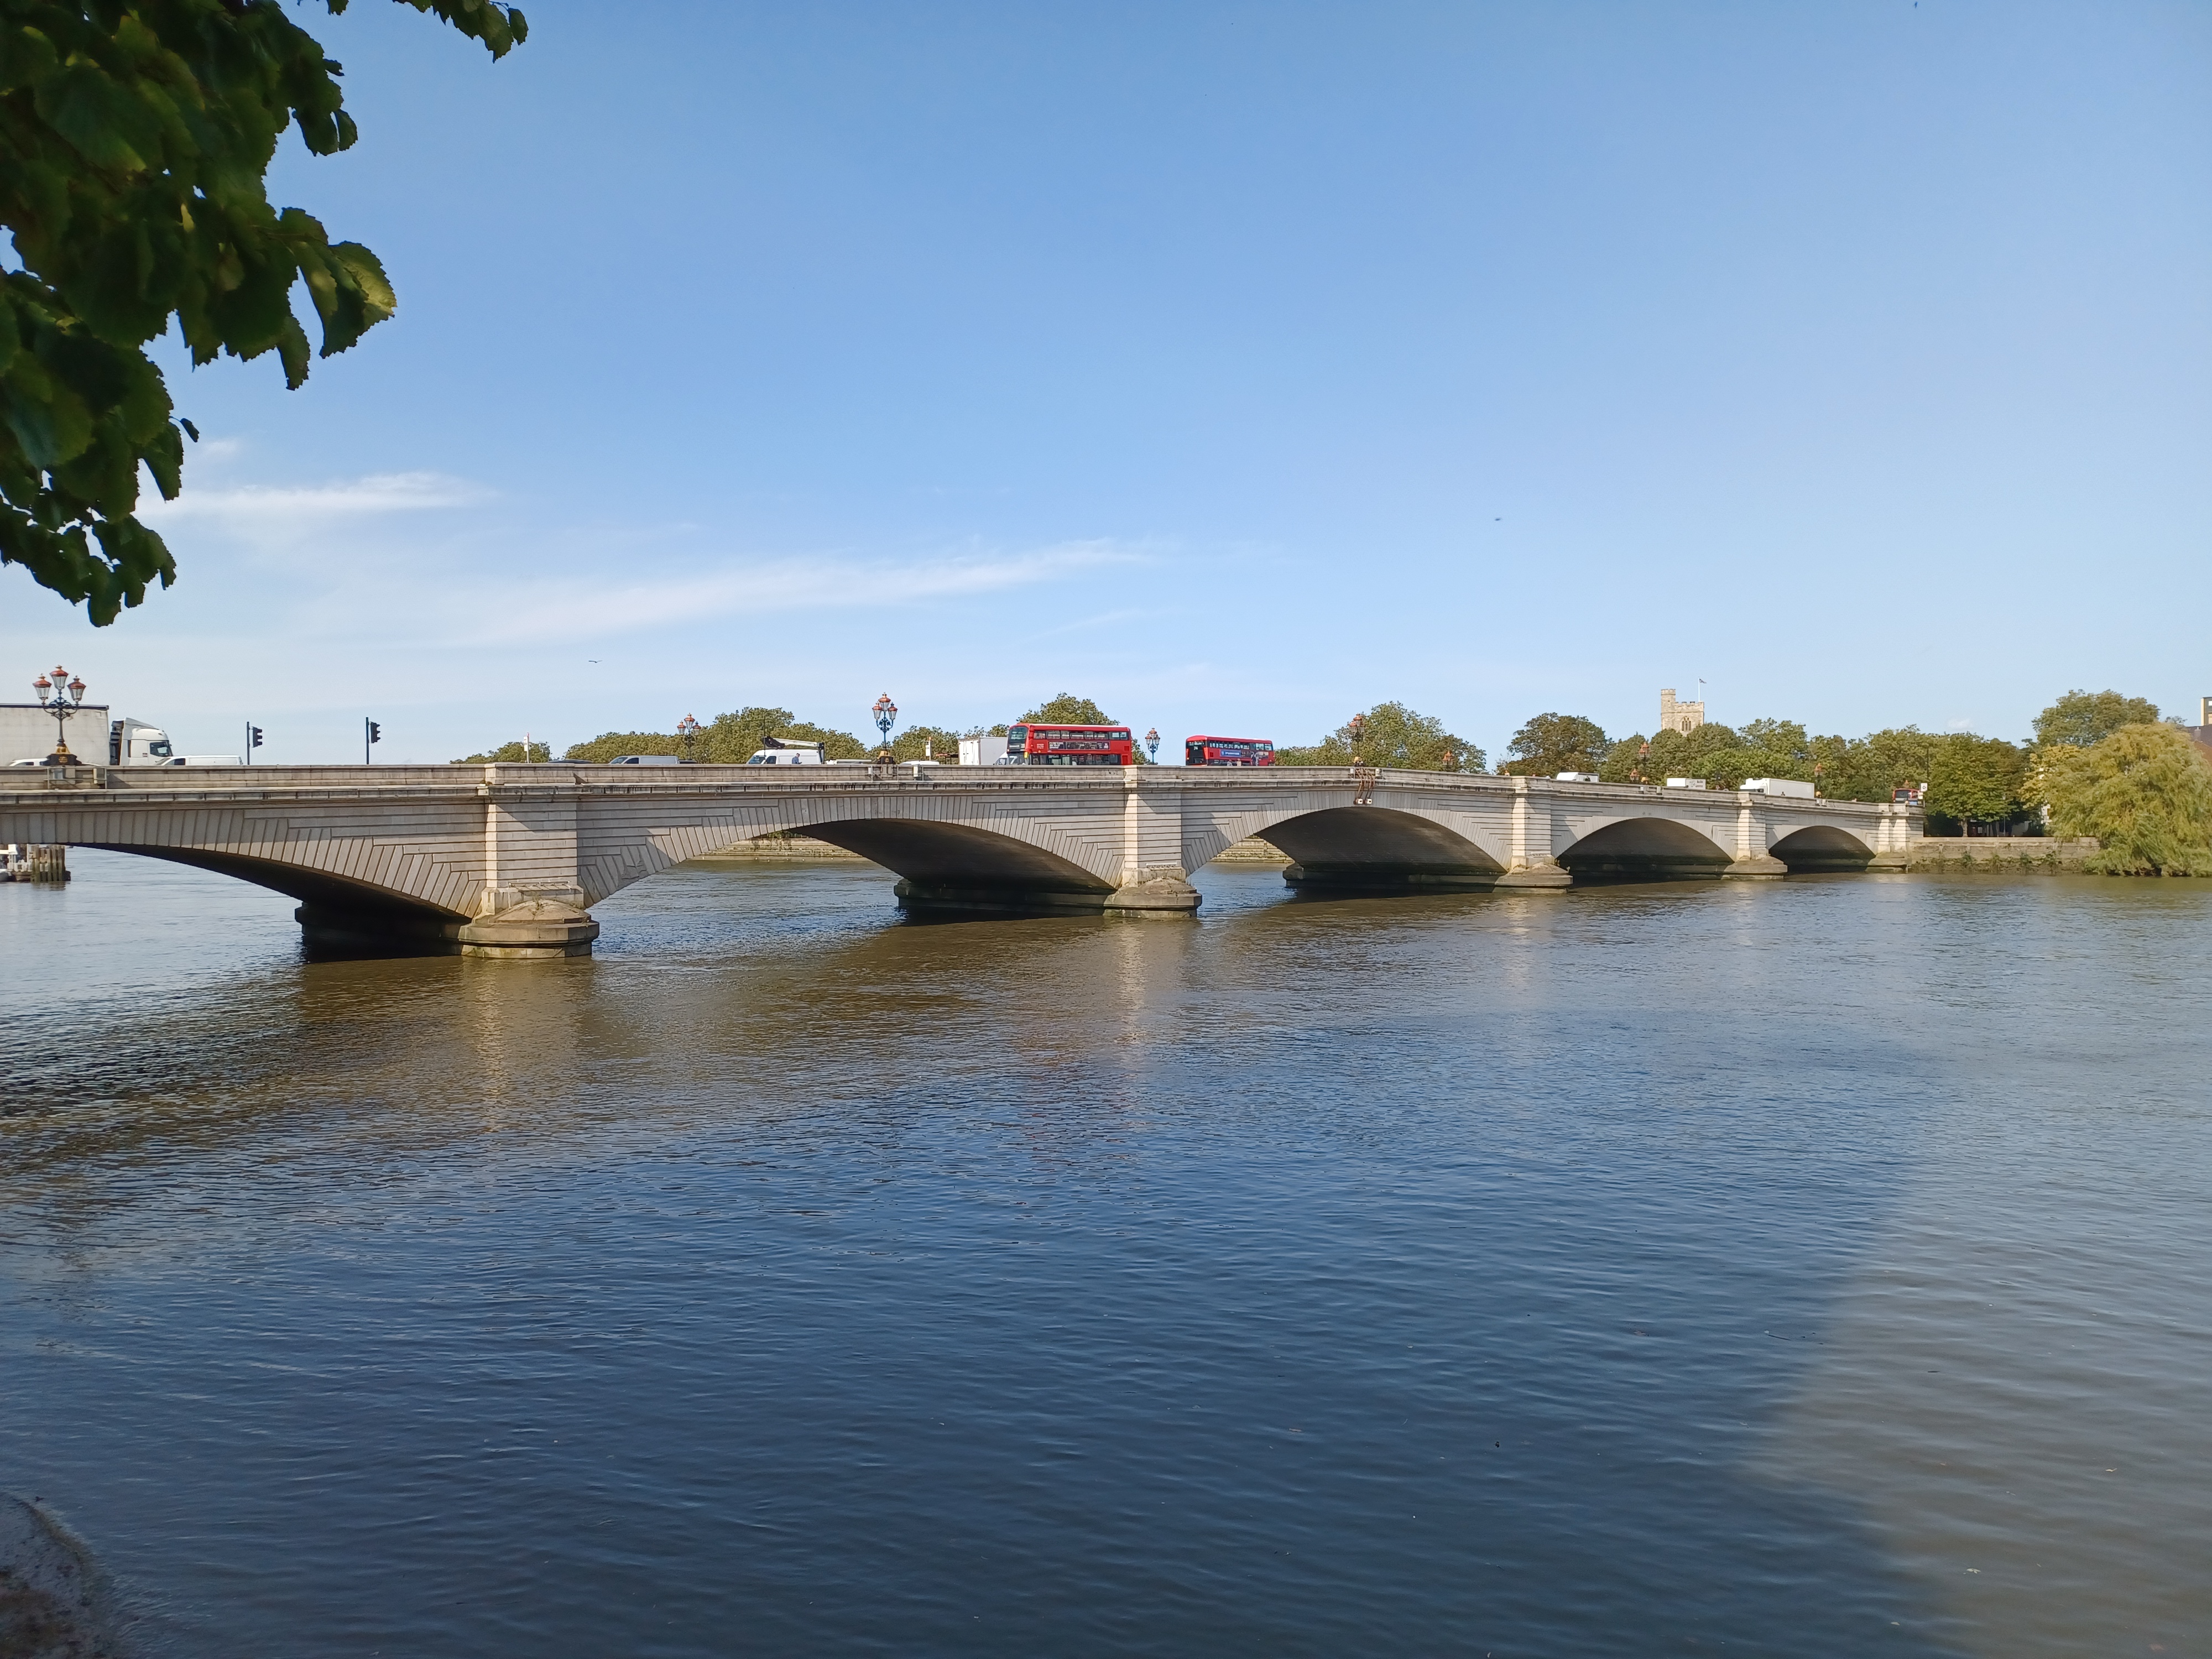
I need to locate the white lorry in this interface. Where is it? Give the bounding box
[1739,777,1815,799]
[2,702,114,765]
[1,708,239,767]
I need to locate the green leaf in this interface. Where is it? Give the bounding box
[0,0,525,623]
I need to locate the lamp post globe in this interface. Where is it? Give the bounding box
[872,693,899,760]
[1145,727,1160,763]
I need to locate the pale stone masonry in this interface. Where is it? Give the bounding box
[1658,688,1705,734]
[0,763,1921,955]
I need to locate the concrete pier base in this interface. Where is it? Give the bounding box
[295,898,598,958]
[1100,869,1203,917]
[1721,855,1791,881]
[455,896,601,957]
[1494,861,1574,891]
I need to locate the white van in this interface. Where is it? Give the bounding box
[746,738,825,766]
[607,754,683,766]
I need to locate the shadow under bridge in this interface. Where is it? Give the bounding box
[789,818,1119,913]
[1250,806,1506,892]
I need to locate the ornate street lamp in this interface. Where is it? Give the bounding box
[32,664,87,764]
[1145,727,1160,763]
[1346,711,1366,765]
[676,713,701,761]
[872,693,898,760]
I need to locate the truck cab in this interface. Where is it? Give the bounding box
[110,718,174,765]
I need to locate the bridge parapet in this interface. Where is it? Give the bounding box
[0,765,1921,955]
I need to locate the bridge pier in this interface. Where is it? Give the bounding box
[1494,860,1573,891]
[296,893,599,958]
[1721,854,1791,880]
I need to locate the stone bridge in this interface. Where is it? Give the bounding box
[0,764,1921,955]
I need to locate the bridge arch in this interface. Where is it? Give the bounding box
[1558,817,1732,881]
[770,816,1113,911]
[1768,824,1875,872]
[78,843,466,921]
[1239,805,1505,891]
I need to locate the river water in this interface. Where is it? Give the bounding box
[1,854,2206,1656]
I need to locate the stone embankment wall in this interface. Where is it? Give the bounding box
[1903,837,2098,872]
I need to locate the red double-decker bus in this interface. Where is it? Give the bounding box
[1185,736,1275,766]
[1005,723,1135,766]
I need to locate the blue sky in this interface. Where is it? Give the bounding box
[4,1,2206,762]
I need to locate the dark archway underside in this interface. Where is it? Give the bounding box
[79,844,465,920]
[1256,807,1503,888]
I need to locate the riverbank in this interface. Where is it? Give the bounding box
[0,1495,119,1658]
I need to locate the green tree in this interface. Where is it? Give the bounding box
[0,0,526,622]
[562,707,867,764]
[1924,734,2028,833]
[1502,712,1607,775]
[2039,723,2212,875]
[2033,689,2162,750]
[1811,727,1938,804]
[1598,733,1652,783]
[455,738,549,763]
[1641,721,1740,783]
[1657,717,1817,791]
[1275,701,1483,772]
[890,723,962,761]
[1020,692,1114,726]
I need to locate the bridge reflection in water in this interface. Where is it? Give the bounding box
[0,765,1920,956]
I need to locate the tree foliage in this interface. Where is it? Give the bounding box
[1275,701,1484,773]
[889,723,961,761]
[0,0,525,621]
[562,707,868,764]
[1503,712,1606,775]
[1924,734,2028,831]
[453,738,549,763]
[2041,723,2212,875]
[1020,692,1114,726]
[2033,689,2162,751]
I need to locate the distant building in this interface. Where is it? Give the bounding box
[2188,695,2212,764]
[1658,688,1705,735]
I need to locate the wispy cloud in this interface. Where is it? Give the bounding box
[144,471,490,521]
[459,540,1149,644]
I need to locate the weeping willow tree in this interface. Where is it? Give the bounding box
[2038,723,2212,876]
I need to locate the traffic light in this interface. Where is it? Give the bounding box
[247,722,263,764]
[365,718,382,764]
